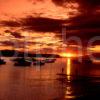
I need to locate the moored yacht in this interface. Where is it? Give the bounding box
[14,58,31,66]
[45,58,56,63]
[0,58,6,65]
[33,60,45,66]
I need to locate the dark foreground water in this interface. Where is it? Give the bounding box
[0,57,99,100]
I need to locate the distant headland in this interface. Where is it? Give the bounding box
[0,50,61,58]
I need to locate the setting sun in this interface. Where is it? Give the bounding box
[60,53,75,58]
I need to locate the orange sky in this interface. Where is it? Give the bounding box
[0,0,80,53]
[0,0,80,20]
[0,0,100,54]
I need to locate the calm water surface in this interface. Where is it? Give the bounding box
[0,57,99,100]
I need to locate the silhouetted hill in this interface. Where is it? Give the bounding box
[0,50,60,58]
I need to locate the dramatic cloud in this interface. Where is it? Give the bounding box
[20,17,64,32]
[1,20,20,27]
[0,0,99,53]
[0,0,80,20]
[0,17,64,32]
[52,0,100,9]
[5,30,24,38]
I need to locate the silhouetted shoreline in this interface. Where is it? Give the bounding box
[0,50,61,58]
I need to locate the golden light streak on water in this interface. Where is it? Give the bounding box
[65,86,76,99]
[66,58,71,81]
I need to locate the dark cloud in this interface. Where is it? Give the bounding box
[77,0,100,8]
[0,14,100,43]
[92,40,100,45]
[20,16,64,32]
[11,32,23,38]
[0,41,26,48]
[5,30,23,38]
[1,17,64,32]
[62,14,100,43]
[65,14,100,30]
[0,41,14,46]
[52,0,100,13]
[52,0,100,7]
[0,20,20,27]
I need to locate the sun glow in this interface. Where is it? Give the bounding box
[60,53,74,58]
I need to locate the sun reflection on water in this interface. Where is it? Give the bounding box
[65,85,76,99]
[66,58,71,81]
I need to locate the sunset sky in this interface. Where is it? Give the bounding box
[0,0,100,54]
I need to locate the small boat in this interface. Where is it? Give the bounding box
[0,59,6,65]
[12,57,25,62]
[32,58,37,62]
[72,59,81,64]
[83,59,92,64]
[33,60,45,66]
[45,58,56,63]
[14,58,31,66]
[82,57,93,64]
